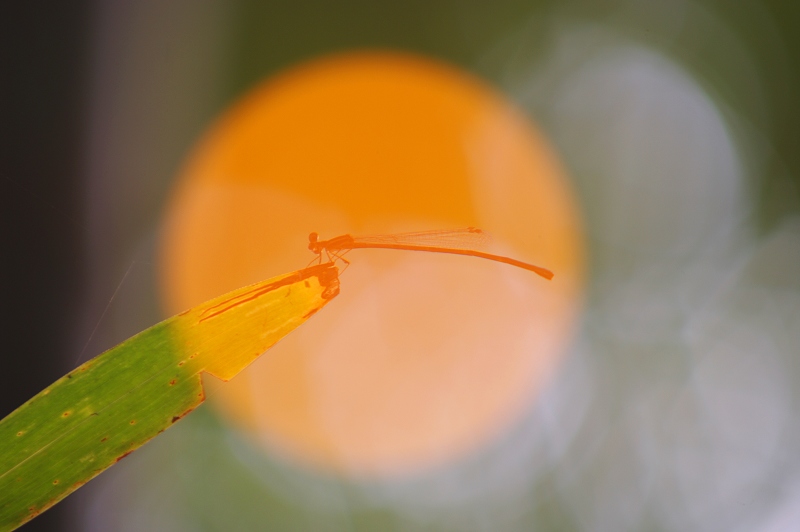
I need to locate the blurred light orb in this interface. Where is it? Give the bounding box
[159,51,583,477]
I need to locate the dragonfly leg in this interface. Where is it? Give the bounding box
[306,251,325,267]
[328,249,351,272]
[338,255,351,273]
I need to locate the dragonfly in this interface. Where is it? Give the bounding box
[307,227,553,280]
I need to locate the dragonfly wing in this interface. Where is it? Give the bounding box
[351,228,492,251]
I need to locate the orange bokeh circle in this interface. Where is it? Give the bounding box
[159,51,583,477]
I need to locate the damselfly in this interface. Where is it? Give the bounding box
[308,227,553,280]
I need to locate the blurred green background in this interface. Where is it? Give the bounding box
[4,1,800,531]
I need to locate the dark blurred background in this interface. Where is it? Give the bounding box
[4,1,800,531]
[4,4,92,530]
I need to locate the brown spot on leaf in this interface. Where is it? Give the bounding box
[319,266,340,299]
[169,379,177,386]
[178,360,185,366]
[62,411,71,418]
[16,431,24,437]
[115,450,133,462]
[171,403,199,424]
[100,437,108,443]
[129,420,136,425]
[52,479,59,485]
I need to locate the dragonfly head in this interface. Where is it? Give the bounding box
[308,232,321,253]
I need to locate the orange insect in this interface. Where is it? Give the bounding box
[308,227,553,280]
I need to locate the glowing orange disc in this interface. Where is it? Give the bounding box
[159,51,583,477]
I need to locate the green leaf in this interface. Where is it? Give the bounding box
[0,263,339,531]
